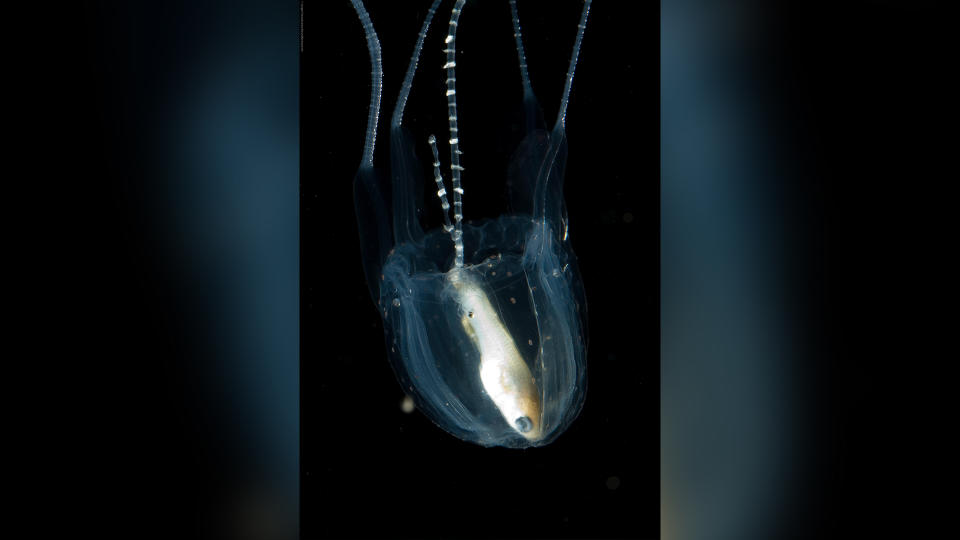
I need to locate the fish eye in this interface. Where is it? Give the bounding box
[515,416,533,433]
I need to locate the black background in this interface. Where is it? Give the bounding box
[302,1,658,538]
[19,0,951,538]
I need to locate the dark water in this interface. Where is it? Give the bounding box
[51,0,951,538]
[303,1,658,538]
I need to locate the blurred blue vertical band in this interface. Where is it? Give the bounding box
[94,1,300,536]
[170,2,300,535]
[171,4,300,533]
[661,0,950,536]
[661,1,799,538]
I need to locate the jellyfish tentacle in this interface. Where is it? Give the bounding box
[509,0,535,98]
[444,0,467,268]
[508,0,542,134]
[553,0,592,132]
[349,0,382,170]
[428,134,455,235]
[533,0,591,243]
[391,0,443,130]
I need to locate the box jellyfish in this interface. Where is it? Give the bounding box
[349,0,590,448]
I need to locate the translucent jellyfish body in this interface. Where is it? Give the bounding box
[349,0,591,447]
